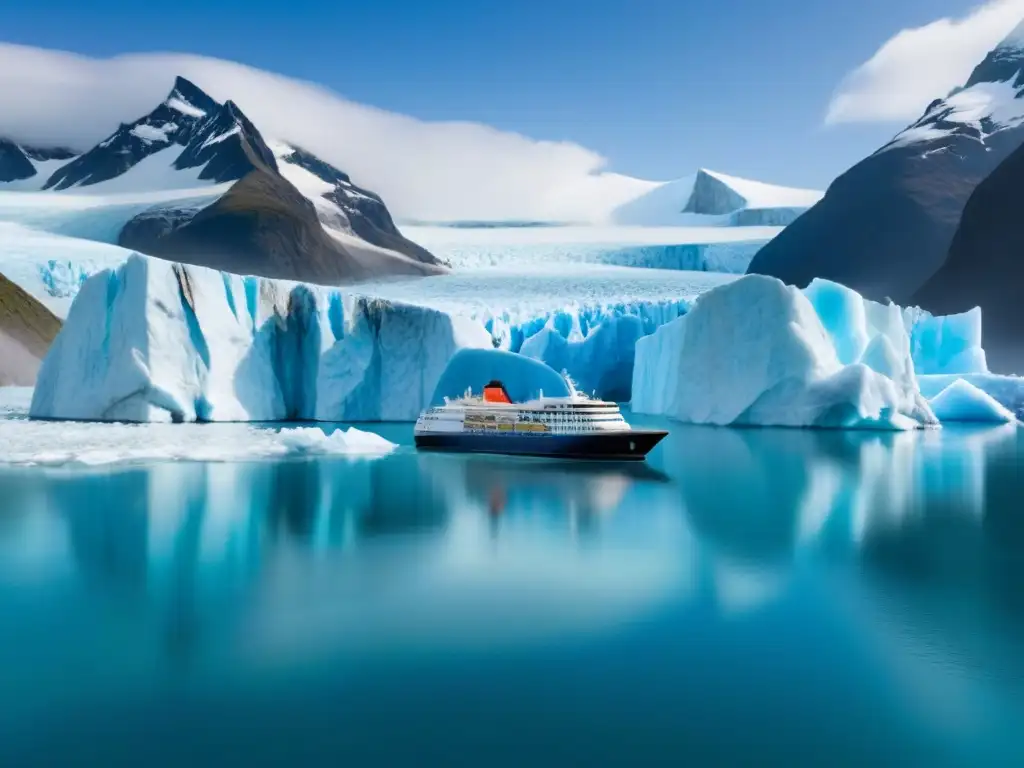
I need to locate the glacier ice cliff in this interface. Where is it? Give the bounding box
[27,254,1024,427]
[30,255,491,422]
[29,256,712,421]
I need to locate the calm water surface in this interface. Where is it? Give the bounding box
[0,418,1022,766]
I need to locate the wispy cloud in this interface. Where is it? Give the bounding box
[0,44,652,222]
[826,0,1024,125]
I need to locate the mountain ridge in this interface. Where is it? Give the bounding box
[1,76,443,282]
[747,18,1024,306]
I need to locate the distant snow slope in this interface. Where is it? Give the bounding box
[612,169,821,227]
[404,225,782,273]
[0,185,227,244]
[0,223,134,318]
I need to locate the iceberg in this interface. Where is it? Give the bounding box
[631,275,937,429]
[917,372,1024,419]
[429,348,571,405]
[904,305,988,375]
[30,255,492,422]
[927,379,1017,424]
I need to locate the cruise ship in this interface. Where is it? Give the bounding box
[414,380,668,460]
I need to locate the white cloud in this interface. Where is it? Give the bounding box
[0,43,652,222]
[826,0,1024,125]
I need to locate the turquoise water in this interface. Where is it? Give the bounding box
[1,420,1023,766]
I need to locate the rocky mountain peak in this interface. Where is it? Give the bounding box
[964,18,1024,89]
[165,76,219,119]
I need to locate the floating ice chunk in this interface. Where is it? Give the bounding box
[905,306,988,375]
[0,386,32,417]
[918,373,1024,418]
[631,275,936,429]
[429,348,571,405]
[0,420,396,467]
[928,379,1017,424]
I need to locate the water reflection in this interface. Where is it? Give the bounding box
[0,424,1023,762]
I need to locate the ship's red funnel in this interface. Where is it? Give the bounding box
[482,380,512,404]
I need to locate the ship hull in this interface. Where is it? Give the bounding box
[414,430,668,461]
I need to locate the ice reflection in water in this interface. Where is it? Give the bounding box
[0,421,1021,765]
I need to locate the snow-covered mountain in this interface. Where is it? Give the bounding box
[0,76,443,283]
[0,140,75,189]
[749,18,1024,305]
[612,169,821,227]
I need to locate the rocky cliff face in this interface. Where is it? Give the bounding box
[0,272,62,385]
[748,20,1024,304]
[120,168,446,282]
[0,140,75,184]
[913,137,1024,373]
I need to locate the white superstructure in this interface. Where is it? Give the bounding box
[415,394,630,437]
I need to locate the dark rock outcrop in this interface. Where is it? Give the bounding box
[0,139,36,183]
[0,140,75,183]
[172,100,279,182]
[748,22,1024,304]
[120,168,446,282]
[0,272,62,385]
[913,139,1024,373]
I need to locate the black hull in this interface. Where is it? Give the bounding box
[414,430,668,461]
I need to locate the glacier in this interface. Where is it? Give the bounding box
[29,256,727,421]
[26,254,1024,427]
[403,225,778,274]
[0,223,135,318]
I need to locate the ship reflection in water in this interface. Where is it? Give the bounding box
[0,421,1022,765]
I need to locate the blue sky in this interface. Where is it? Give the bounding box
[0,0,993,188]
